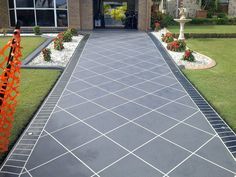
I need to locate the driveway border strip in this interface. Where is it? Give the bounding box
[148,32,236,159]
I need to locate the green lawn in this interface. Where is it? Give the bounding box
[168,25,236,34]
[0,36,61,162]
[0,69,61,162]
[184,38,236,132]
[0,36,46,61]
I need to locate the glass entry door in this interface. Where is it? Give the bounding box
[93,0,138,29]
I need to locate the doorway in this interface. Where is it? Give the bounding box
[93,0,138,29]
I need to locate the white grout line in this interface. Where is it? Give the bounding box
[25,168,33,177]
[27,93,195,174]
[72,69,198,111]
[0,171,19,175]
[45,130,99,176]
[164,135,217,176]
[66,77,214,136]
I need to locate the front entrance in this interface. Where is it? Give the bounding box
[93,0,138,29]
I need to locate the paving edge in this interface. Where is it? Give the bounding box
[0,34,90,176]
[149,32,236,159]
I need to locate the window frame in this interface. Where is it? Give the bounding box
[8,0,69,27]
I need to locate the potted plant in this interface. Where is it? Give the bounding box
[196,0,211,18]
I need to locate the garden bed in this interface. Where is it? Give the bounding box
[152,30,216,69]
[29,34,84,67]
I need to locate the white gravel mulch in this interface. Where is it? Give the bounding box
[152,30,216,70]
[29,34,84,67]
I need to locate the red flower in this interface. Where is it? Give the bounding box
[155,22,160,27]
[185,50,191,58]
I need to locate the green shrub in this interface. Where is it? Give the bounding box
[62,30,73,42]
[151,12,177,29]
[173,33,236,39]
[189,17,236,25]
[217,13,227,18]
[69,28,78,36]
[42,48,51,62]
[33,26,41,35]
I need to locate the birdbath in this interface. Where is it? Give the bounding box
[174,8,192,40]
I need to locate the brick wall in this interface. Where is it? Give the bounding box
[228,0,236,17]
[80,0,93,30]
[138,0,152,31]
[68,0,81,29]
[0,0,10,28]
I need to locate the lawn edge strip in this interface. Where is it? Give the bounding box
[0,34,90,176]
[149,32,236,159]
[21,36,53,65]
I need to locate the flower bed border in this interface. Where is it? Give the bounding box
[152,31,216,70]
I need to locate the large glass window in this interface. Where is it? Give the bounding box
[8,0,68,27]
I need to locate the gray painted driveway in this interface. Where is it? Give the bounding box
[2,31,236,177]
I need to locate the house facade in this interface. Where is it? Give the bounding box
[0,0,153,31]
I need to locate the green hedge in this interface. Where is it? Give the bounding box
[173,33,236,38]
[189,17,236,25]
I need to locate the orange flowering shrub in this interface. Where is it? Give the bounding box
[167,40,186,52]
[161,32,174,43]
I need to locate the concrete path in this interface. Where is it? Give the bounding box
[2,31,236,177]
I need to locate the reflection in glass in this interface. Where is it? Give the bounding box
[9,10,16,26]
[16,10,35,26]
[35,0,54,8]
[56,0,67,8]
[36,10,55,26]
[8,0,14,8]
[57,10,68,27]
[16,0,34,7]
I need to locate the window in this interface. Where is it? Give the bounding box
[8,0,68,27]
